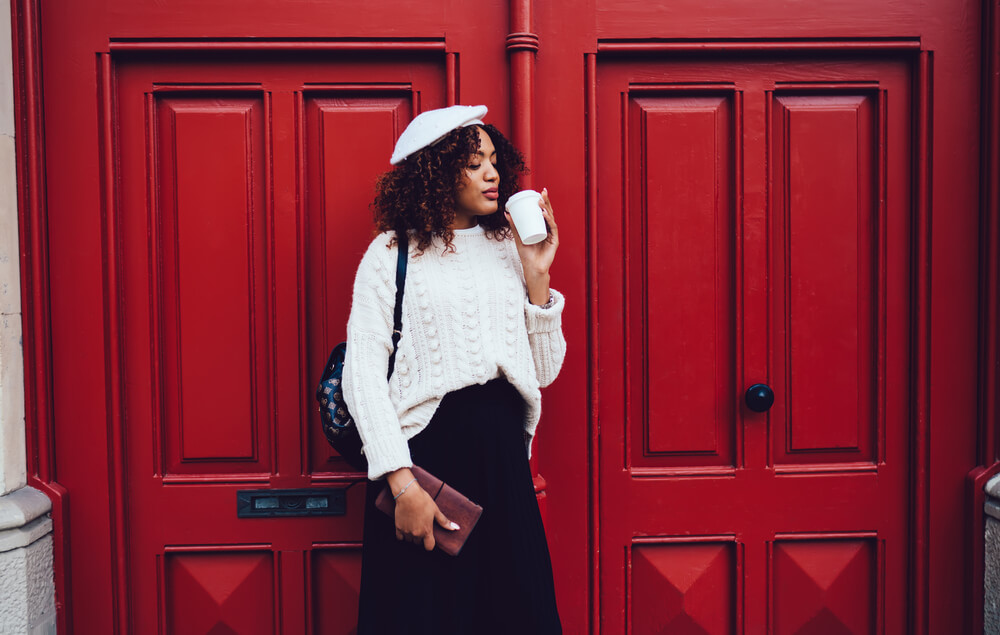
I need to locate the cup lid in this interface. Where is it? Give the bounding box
[505,189,541,209]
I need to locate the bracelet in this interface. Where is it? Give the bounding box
[393,477,417,501]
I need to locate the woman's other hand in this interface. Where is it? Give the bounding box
[505,187,559,305]
[386,468,458,551]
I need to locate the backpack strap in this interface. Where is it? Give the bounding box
[386,233,408,379]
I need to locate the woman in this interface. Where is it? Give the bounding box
[343,104,565,635]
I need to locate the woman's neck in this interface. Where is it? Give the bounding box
[451,210,478,230]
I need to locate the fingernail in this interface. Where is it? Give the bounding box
[450,522,460,530]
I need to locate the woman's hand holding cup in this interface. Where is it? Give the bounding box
[505,187,559,305]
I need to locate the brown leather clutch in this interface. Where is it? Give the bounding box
[374,465,483,556]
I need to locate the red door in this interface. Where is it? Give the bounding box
[24,1,515,632]
[113,54,449,632]
[596,54,914,633]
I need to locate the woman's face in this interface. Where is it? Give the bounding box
[453,126,500,228]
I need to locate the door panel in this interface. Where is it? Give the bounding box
[598,54,911,634]
[628,92,738,472]
[154,92,272,479]
[770,537,876,634]
[630,539,738,634]
[302,91,414,476]
[164,549,276,634]
[115,53,444,632]
[769,91,880,469]
[310,547,363,635]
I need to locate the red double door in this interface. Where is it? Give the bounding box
[26,0,980,633]
[596,55,913,633]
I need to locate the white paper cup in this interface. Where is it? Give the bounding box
[505,190,548,245]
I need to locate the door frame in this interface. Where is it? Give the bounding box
[12,1,71,632]
[584,38,933,633]
[969,1,1000,634]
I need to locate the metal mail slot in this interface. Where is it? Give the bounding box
[237,488,347,518]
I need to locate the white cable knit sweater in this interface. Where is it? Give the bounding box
[342,225,566,480]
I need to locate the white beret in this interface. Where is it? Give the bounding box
[390,104,488,165]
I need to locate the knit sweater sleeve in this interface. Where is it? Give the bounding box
[524,288,567,388]
[342,235,414,480]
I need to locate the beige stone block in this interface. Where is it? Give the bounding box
[0,134,19,317]
[0,0,14,138]
[0,310,24,495]
[0,534,55,634]
[0,131,24,494]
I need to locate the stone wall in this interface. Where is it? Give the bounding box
[0,488,54,634]
[986,476,1000,633]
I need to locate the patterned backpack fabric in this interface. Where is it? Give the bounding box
[317,236,408,472]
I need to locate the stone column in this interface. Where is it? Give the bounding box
[986,476,1000,633]
[0,489,54,633]
[0,0,56,631]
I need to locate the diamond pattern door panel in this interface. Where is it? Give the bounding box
[631,541,736,634]
[771,538,876,634]
[164,550,275,635]
[311,547,363,635]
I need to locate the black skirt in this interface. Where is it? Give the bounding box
[357,378,562,635]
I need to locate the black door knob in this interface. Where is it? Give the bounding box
[745,383,774,412]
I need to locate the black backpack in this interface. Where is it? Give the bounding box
[316,236,407,472]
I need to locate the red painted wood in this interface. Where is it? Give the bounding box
[109,40,448,51]
[596,54,913,634]
[911,50,933,635]
[309,546,362,634]
[113,54,446,632]
[969,2,1000,633]
[978,0,1000,471]
[628,91,736,471]
[631,539,736,633]
[97,50,131,634]
[769,93,878,466]
[508,0,537,190]
[598,40,922,52]
[12,0,987,633]
[585,51,601,635]
[771,538,877,633]
[304,93,414,476]
[966,0,1000,633]
[18,11,527,628]
[157,94,270,473]
[10,2,73,633]
[164,549,275,634]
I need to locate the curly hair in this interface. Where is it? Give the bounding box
[372,123,528,252]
